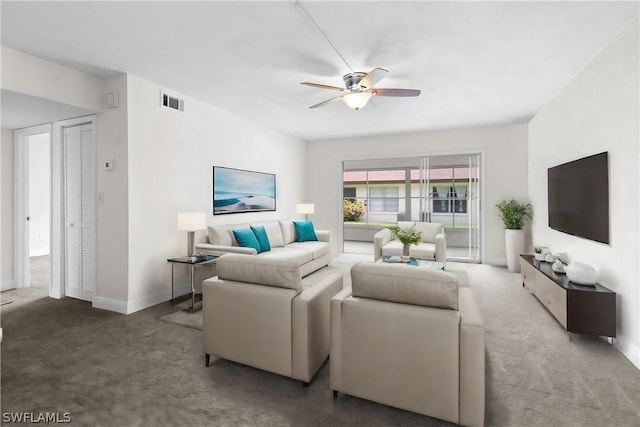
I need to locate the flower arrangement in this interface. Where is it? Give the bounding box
[388,224,422,255]
[343,199,366,222]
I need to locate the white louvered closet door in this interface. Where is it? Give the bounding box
[64,124,95,302]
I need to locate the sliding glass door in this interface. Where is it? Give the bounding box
[342,153,481,262]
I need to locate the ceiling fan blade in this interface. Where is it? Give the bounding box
[372,88,421,97]
[358,68,389,89]
[301,82,345,92]
[309,95,344,109]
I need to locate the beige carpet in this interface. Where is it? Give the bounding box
[0,255,50,310]
[160,305,203,330]
[2,258,638,426]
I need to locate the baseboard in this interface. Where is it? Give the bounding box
[1,280,15,291]
[483,257,507,267]
[172,284,191,298]
[93,296,128,314]
[614,336,640,370]
[93,289,180,315]
[49,285,62,299]
[126,289,173,314]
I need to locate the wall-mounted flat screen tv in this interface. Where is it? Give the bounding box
[547,152,609,244]
[213,166,276,215]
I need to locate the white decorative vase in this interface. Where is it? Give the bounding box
[566,263,598,285]
[505,229,525,273]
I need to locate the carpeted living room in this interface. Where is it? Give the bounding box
[2,256,639,426]
[1,1,639,426]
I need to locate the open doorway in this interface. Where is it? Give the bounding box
[13,124,51,296]
[13,116,96,301]
[28,132,51,293]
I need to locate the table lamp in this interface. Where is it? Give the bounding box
[177,212,207,256]
[296,203,315,221]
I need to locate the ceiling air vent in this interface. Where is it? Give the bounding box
[161,92,184,112]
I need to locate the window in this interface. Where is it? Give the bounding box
[433,186,450,213]
[343,154,481,262]
[343,187,356,202]
[454,186,468,213]
[369,187,399,212]
[432,186,467,213]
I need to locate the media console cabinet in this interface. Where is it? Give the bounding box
[520,255,616,340]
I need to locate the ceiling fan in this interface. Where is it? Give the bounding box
[301,68,421,110]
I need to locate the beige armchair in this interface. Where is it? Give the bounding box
[202,254,343,383]
[374,221,446,265]
[330,262,485,427]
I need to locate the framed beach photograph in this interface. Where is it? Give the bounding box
[213,166,276,215]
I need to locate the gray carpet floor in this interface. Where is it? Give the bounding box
[1,257,639,426]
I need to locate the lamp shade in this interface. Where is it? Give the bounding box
[296,203,315,215]
[342,92,371,110]
[177,212,206,231]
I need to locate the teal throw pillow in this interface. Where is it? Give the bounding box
[250,225,271,253]
[233,228,262,253]
[293,220,318,242]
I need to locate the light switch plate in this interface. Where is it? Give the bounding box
[106,91,119,108]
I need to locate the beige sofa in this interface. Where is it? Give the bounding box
[330,262,485,426]
[202,254,343,383]
[374,221,447,265]
[196,219,330,277]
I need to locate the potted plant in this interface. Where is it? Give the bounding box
[533,246,546,261]
[388,224,422,256]
[496,199,532,272]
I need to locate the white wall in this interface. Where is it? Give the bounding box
[28,133,50,256]
[123,74,306,313]
[306,123,529,264]
[529,17,639,367]
[1,128,13,290]
[93,74,130,311]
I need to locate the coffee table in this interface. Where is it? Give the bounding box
[379,255,445,270]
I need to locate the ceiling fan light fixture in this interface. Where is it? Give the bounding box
[342,92,371,110]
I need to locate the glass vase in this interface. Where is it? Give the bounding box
[402,243,410,256]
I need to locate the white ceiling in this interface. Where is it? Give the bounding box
[1,1,637,140]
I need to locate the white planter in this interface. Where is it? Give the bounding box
[505,229,525,273]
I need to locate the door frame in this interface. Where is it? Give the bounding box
[51,115,96,299]
[13,124,52,290]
